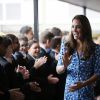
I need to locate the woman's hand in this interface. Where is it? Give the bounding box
[69,74,99,92]
[69,81,84,92]
[56,51,71,74]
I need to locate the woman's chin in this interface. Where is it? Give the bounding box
[73,36,80,40]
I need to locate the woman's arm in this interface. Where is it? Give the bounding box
[56,36,71,74]
[56,51,71,74]
[69,74,99,92]
[83,74,99,87]
[56,65,65,74]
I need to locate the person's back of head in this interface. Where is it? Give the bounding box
[40,30,54,49]
[2,35,12,47]
[20,26,32,34]
[51,36,61,50]
[20,25,34,41]
[18,35,28,42]
[51,27,62,37]
[6,34,17,42]
[40,30,54,44]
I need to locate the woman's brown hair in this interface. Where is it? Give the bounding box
[67,15,95,59]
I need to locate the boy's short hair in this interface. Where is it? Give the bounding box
[51,27,62,36]
[1,35,12,47]
[51,36,61,49]
[18,35,28,42]
[20,26,32,34]
[6,34,18,42]
[28,39,38,48]
[40,30,54,43]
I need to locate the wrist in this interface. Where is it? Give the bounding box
[82,81,87,87]
[56,65,65,74]
[33,65,39,69]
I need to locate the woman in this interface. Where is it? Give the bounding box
[56,15,100,100]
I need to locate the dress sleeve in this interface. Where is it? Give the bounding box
[57,39,66,66]
[94,45,100,76]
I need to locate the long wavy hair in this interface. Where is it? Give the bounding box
[67,15,95,59]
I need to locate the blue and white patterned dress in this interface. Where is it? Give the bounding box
[57,40,100,100]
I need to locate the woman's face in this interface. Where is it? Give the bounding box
[28,43,40,57]
[71,19,82,40]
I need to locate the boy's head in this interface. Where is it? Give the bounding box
[40,30,54,49]
[0,35,12,56]
[28,39,40,57]
[51,36,61,52]
[51,27,62,37]
[20,26,34,41]
[18,36,28,53]
[6,34,20,53]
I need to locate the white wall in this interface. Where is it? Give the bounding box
[0,0,34,33]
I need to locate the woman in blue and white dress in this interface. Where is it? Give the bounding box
[56,15,100,100]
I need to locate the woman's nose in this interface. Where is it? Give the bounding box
[73,27,77,32]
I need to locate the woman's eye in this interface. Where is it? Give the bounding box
[72,25,81,29]
[77,25,81,28]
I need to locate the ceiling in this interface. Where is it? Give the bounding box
[59,0,100,12]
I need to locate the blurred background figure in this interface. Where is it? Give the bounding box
[51,27,62,37]
[20,26,34,41]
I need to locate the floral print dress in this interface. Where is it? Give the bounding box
[57,40,100,100]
